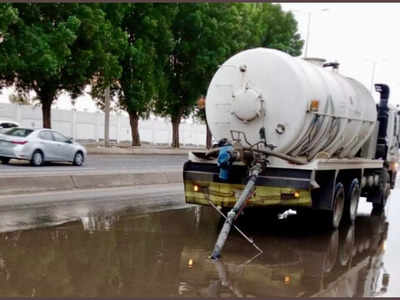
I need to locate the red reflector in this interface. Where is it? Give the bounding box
[11,141,27,145]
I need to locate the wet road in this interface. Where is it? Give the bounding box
[0,154,187,176]
[0,186,398,297]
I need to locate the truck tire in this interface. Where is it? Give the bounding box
[368,170,390,214]
[344,179,360,223]
[323,182,345,229]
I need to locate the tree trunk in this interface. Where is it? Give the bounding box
[206,121,212,149]
[171,116,181,148]
[42,101,52,128]
[37,88,56,129]
[129,111,141,146]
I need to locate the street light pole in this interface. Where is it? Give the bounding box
[104,86,111,148]
[293,8,329,59]
[370,61,377,93]
[304,11,311,58]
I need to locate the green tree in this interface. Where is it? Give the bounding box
[155,3,243,148]
[117,4,176,146]
[250,3,303,56]
[0,4,18,38]
[0,4,125,128]
[91,4,176,146]
[159,3,303,148]
[89,3,128,113]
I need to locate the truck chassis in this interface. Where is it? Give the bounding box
[184,154,392,229]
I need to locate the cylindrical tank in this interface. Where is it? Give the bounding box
[205,48,377,159]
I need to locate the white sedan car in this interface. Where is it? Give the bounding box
[0,128,87,166]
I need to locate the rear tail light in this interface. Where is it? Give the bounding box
[11,140,28,145]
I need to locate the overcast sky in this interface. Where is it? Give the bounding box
[281,3,400,105]
[1,3,400,111]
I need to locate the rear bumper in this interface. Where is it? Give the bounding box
[183,161,313,208]
[185,180,312,208]
[0,147,31,160]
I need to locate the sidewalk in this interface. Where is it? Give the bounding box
[84,142,205,155]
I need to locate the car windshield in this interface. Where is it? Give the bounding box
[4,128,34,137]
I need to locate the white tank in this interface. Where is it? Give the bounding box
[205,48,377,160]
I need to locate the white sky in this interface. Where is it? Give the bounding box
[280,3,400,104]
[1,3,400,110]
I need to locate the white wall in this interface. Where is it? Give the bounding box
[0,103,206,146]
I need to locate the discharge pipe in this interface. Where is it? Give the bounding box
[206,147,308,165]
[210,162,263,259]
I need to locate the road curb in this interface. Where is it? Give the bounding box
[85,147,199,156]
[0,171,183,196]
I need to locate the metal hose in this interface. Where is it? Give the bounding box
[247,148,308,165]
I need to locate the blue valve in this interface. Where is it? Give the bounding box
[217,145,233,181]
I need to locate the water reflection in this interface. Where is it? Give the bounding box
[179,208,389,297]
[0,205,389,297]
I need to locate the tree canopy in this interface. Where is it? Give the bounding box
[117,3,176,146]
[0,3,303,147]
[156,3,303,147]
[0,4,126,128]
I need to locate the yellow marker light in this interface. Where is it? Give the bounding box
[281,192,300,200]
[310,99,319,112]
[284,275,291,285]
[188,259,194,268]
[193,184,199,192]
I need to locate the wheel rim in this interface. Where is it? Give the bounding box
[75,153,83,165]
[333,188,345,228]
[34,152,42,165]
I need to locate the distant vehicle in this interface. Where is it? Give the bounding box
[0,121,19,133]
[0,128,87,166]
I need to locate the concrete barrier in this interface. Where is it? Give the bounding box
[0,171,183,195]
[0,175,75,195]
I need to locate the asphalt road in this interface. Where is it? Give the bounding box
[0,183,397,297]
[0,154,187,176]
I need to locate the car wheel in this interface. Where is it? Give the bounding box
[31,150,44,166]
[0,157,10,164]
[73,151,84,166]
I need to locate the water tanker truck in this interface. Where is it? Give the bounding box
[183,48,400,258]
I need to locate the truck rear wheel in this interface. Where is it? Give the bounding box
[368,170,390,214]
[344,179,360,223]
[324,183,345,229]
